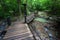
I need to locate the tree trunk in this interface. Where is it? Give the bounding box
[17,0,21,15]
[17,0,22,21]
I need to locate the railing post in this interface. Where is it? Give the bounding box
[23,4,27,23]
[7,16,11,26]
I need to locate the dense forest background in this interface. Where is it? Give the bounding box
[0,0,60,20]
[0,0,60,39]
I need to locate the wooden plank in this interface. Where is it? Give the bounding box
[3,23,34,40]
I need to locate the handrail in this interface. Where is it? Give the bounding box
[26,13,35,23]
[31,24,42,40]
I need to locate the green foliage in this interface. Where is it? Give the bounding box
[0,0,18,18]
[0,0,60,19]
[26,0,53,11]
[27,0,60,16]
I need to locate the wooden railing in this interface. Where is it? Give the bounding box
[26,13,35,23]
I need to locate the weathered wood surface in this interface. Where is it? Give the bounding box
[26,13,35,23]
[3,23,34,40]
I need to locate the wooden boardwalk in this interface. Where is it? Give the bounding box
[2,13,35,40]
[3,22,34,40]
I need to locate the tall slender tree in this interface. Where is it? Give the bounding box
[17,0,21,15]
